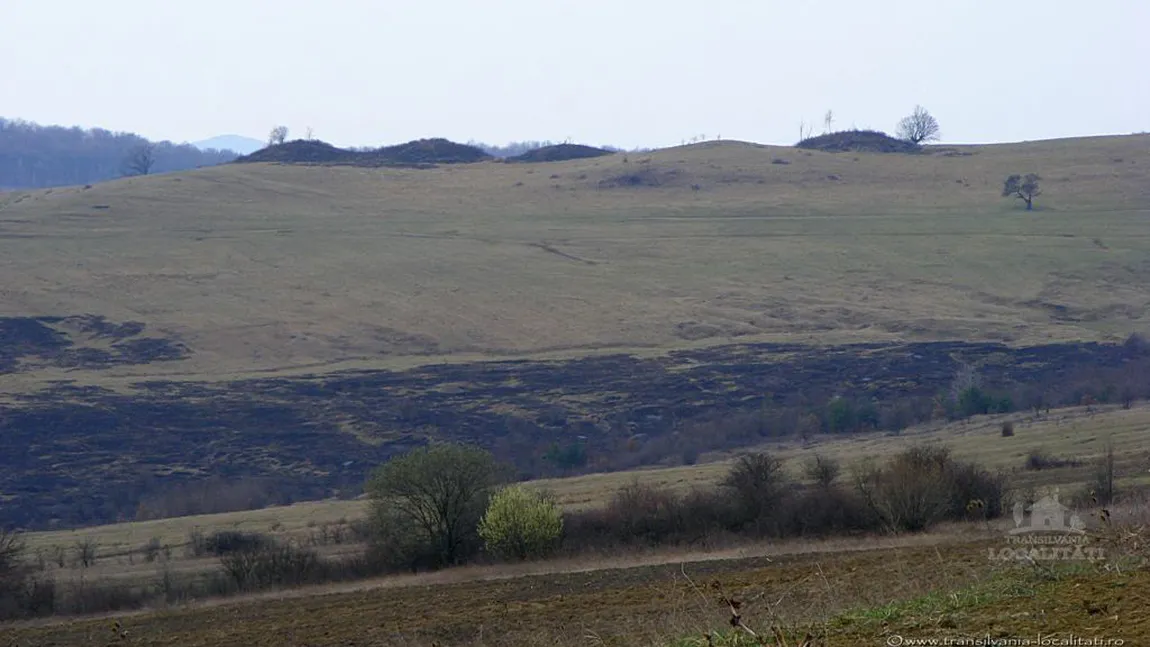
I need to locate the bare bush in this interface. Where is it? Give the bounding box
[804,454,841,487]
[185,528,207,557]
[200,530,272,556]
[73,537,98,568]
[1024,449,1082,471]
[219,542,320,591]
[722,452,791,535]
[0,528,23,576]
[0,529,57,620]
[783,486,876,537]
[142,537,163,563]
[854,446,1004,533]
[603,481,688,544]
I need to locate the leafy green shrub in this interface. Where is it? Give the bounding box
[478,485,563,560]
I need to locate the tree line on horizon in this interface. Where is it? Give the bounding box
[0,118,238,189]
[0,116,654,190]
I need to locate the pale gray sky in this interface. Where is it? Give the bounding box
[3,0,1147,149]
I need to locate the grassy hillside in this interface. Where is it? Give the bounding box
[6,132,1150,646]
[1,135,1147,392]
[3,134,1150,530]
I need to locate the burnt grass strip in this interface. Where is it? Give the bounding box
[0,315,187,372]
[2,339,1148,529]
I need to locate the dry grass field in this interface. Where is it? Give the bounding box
[1,135,1148,394]
[4,135,1150,645]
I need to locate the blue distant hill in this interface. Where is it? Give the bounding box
[192,134,265,155]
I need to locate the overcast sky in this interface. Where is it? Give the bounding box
[3,0,1147,149]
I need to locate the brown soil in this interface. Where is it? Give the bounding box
[8,538,1144,646]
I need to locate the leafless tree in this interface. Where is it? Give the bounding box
[798,120,814,141]
[0,528,25,577]
[1091,439,1116,506]
[823,110,835,133]
[896,105,941,144]
[74,537,98,568]
[123,143,155,176]
[268,125,289,146]
[304,126,315,140]
[1003,173,1042,210]
[804,453,841,488]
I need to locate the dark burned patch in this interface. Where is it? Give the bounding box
[41,380,117,398]
[61,314,146,339]
[0,317,69,372]
[598,167,683,188]
[112,337,188,362]
[0,315,187,373]
[796,129,919,154]
[506,144,613,163]
[235,138,492,167]
[3,339,1148,530]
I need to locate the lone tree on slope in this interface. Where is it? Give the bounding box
[1002,173,1042,210]
[896,106,941,145]
[366,443,507,567]
[123,143,156,176]
[267,125,289,146]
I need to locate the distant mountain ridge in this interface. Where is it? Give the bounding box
[192,134,265,155]
[0,117,238,189]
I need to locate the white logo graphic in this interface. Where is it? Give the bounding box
[989,488,1102,563]
[1009,489,1086,535]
